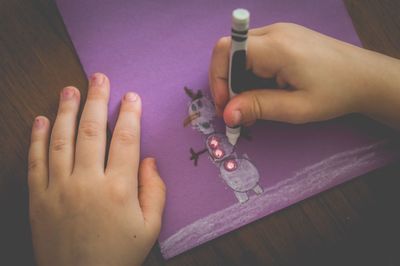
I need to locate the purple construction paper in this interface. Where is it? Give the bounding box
[57,0,400,259]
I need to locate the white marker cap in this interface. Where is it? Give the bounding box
[232,8,250,31]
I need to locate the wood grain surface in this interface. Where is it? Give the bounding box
[1,0,399,265]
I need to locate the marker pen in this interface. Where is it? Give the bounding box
[226,8,250,145]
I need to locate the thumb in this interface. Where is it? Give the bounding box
[223,89,312,126]
[138,157,166,233]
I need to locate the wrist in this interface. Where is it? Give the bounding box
[355,50,400,129]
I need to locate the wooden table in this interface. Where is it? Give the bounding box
[1,0,399,265]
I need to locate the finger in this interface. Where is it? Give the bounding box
[248,23,287,36]
[106,92,141,181]
[75,73,110,172]
[248,26,271,36]
[209,36,230,116]
[223,89,312,126]
[138,158,166,233]
[209,35,283,115]
[28,116,50,194]
[246,36,285,78]
[49,86,80,179]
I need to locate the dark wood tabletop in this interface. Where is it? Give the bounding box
[1,0,400,265]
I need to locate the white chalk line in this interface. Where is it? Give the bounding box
[160,140,397,258]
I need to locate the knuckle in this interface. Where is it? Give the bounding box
[121,101,141,114]
[30,135,42,143]
[251,95,264,120]
[87,92,107,101]
[269,22,296,32]
[28,158,42,172]
[268,23,295,42]
[114,129,137,145]
[58,103,76,115]
[87,89,108,101]
[59,185,80,202]
[79,120,102,139]
[269,32,288,46]
[108,180,130,205]
[268,24,306,57]
[145,175,166,195]
[56,186,85,212]
[51,138,69,152]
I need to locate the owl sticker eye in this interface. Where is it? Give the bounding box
[191,104,197,112]
[197,100,203,108]
[224,159,238,171]
[212,148,225,159]
[208,136,219,149]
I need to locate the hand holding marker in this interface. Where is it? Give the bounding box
[226,8,277,145]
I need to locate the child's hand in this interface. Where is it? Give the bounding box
[210,23,400,128]
[28,73,166,266]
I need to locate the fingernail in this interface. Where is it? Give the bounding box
[90,73,104,86]
[231,110,242,126]
[34,117,45,129]
[125,92,139,102]
[62,87,75,100]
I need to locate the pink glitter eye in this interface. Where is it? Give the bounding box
[208,136,219,149]
[224,159,238,171]
[213,148,225,159]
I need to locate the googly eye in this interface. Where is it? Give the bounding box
[212,148,225,159]
[208,136,219,148]
[224,159,238,171]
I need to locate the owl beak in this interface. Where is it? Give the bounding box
[183,112,200,127]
